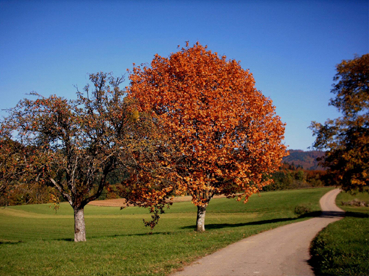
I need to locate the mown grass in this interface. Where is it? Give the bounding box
[310,189,369,276]
[0,187,331,276]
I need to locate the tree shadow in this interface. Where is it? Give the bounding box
[55,231,177,242]
[343,211,369,218]
[320,210,345,218]
[302,211,323,218]
[57,238,74,242]
[320,210,368,218]
[181,211,322,230]
[54,211,369,241]
[0,240,23,245]
[108,232,175,237]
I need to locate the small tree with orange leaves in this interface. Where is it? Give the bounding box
[128,42,288,231]
[0,72,178,241]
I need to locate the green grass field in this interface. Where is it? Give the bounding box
[0,187,331,276]
[310,189,369,276]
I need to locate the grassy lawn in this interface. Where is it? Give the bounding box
[0,187,331,276]
[310,189,369,276]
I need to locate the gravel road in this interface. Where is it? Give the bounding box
[171,188,344,276]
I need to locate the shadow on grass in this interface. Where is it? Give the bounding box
[56,215,315,241]
[181,211,323,230]
[58,238,74,242]
[320,210,345,218]
[0,240,23,245]
[55,211,366,242]
[55,231,176,242]
[344,211,369,218]
[320,210,368,218]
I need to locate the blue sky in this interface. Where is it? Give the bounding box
[0,0,368,150]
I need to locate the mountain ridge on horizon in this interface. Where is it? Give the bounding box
[283,149,325,170]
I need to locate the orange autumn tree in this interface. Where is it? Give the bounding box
[128,42,288,231]
[0,72,178,241]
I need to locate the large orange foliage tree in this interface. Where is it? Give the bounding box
[128,42,288,231]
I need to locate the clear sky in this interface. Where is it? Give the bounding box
[0,0,368,150]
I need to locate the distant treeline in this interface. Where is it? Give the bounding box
[263,162,328,191]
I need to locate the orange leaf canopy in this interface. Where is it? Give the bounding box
[128,43,287,205]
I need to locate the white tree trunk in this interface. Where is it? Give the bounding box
[196,205,206,232]
[74,207,86,242]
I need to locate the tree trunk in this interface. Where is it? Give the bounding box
[74,207,86,242]
[196,205,207,232]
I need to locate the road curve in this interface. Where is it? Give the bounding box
[171,189,344,276]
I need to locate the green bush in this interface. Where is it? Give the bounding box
[294,204,312,216]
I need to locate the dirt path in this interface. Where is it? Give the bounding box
[171,189,344,276]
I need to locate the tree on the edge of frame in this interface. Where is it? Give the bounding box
[0,72,179,241]
[311,54,369,192]
[128,42,288,232]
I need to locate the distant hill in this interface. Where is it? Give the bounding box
[283,150,326,170]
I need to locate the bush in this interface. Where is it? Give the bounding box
[294,204,312,216]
